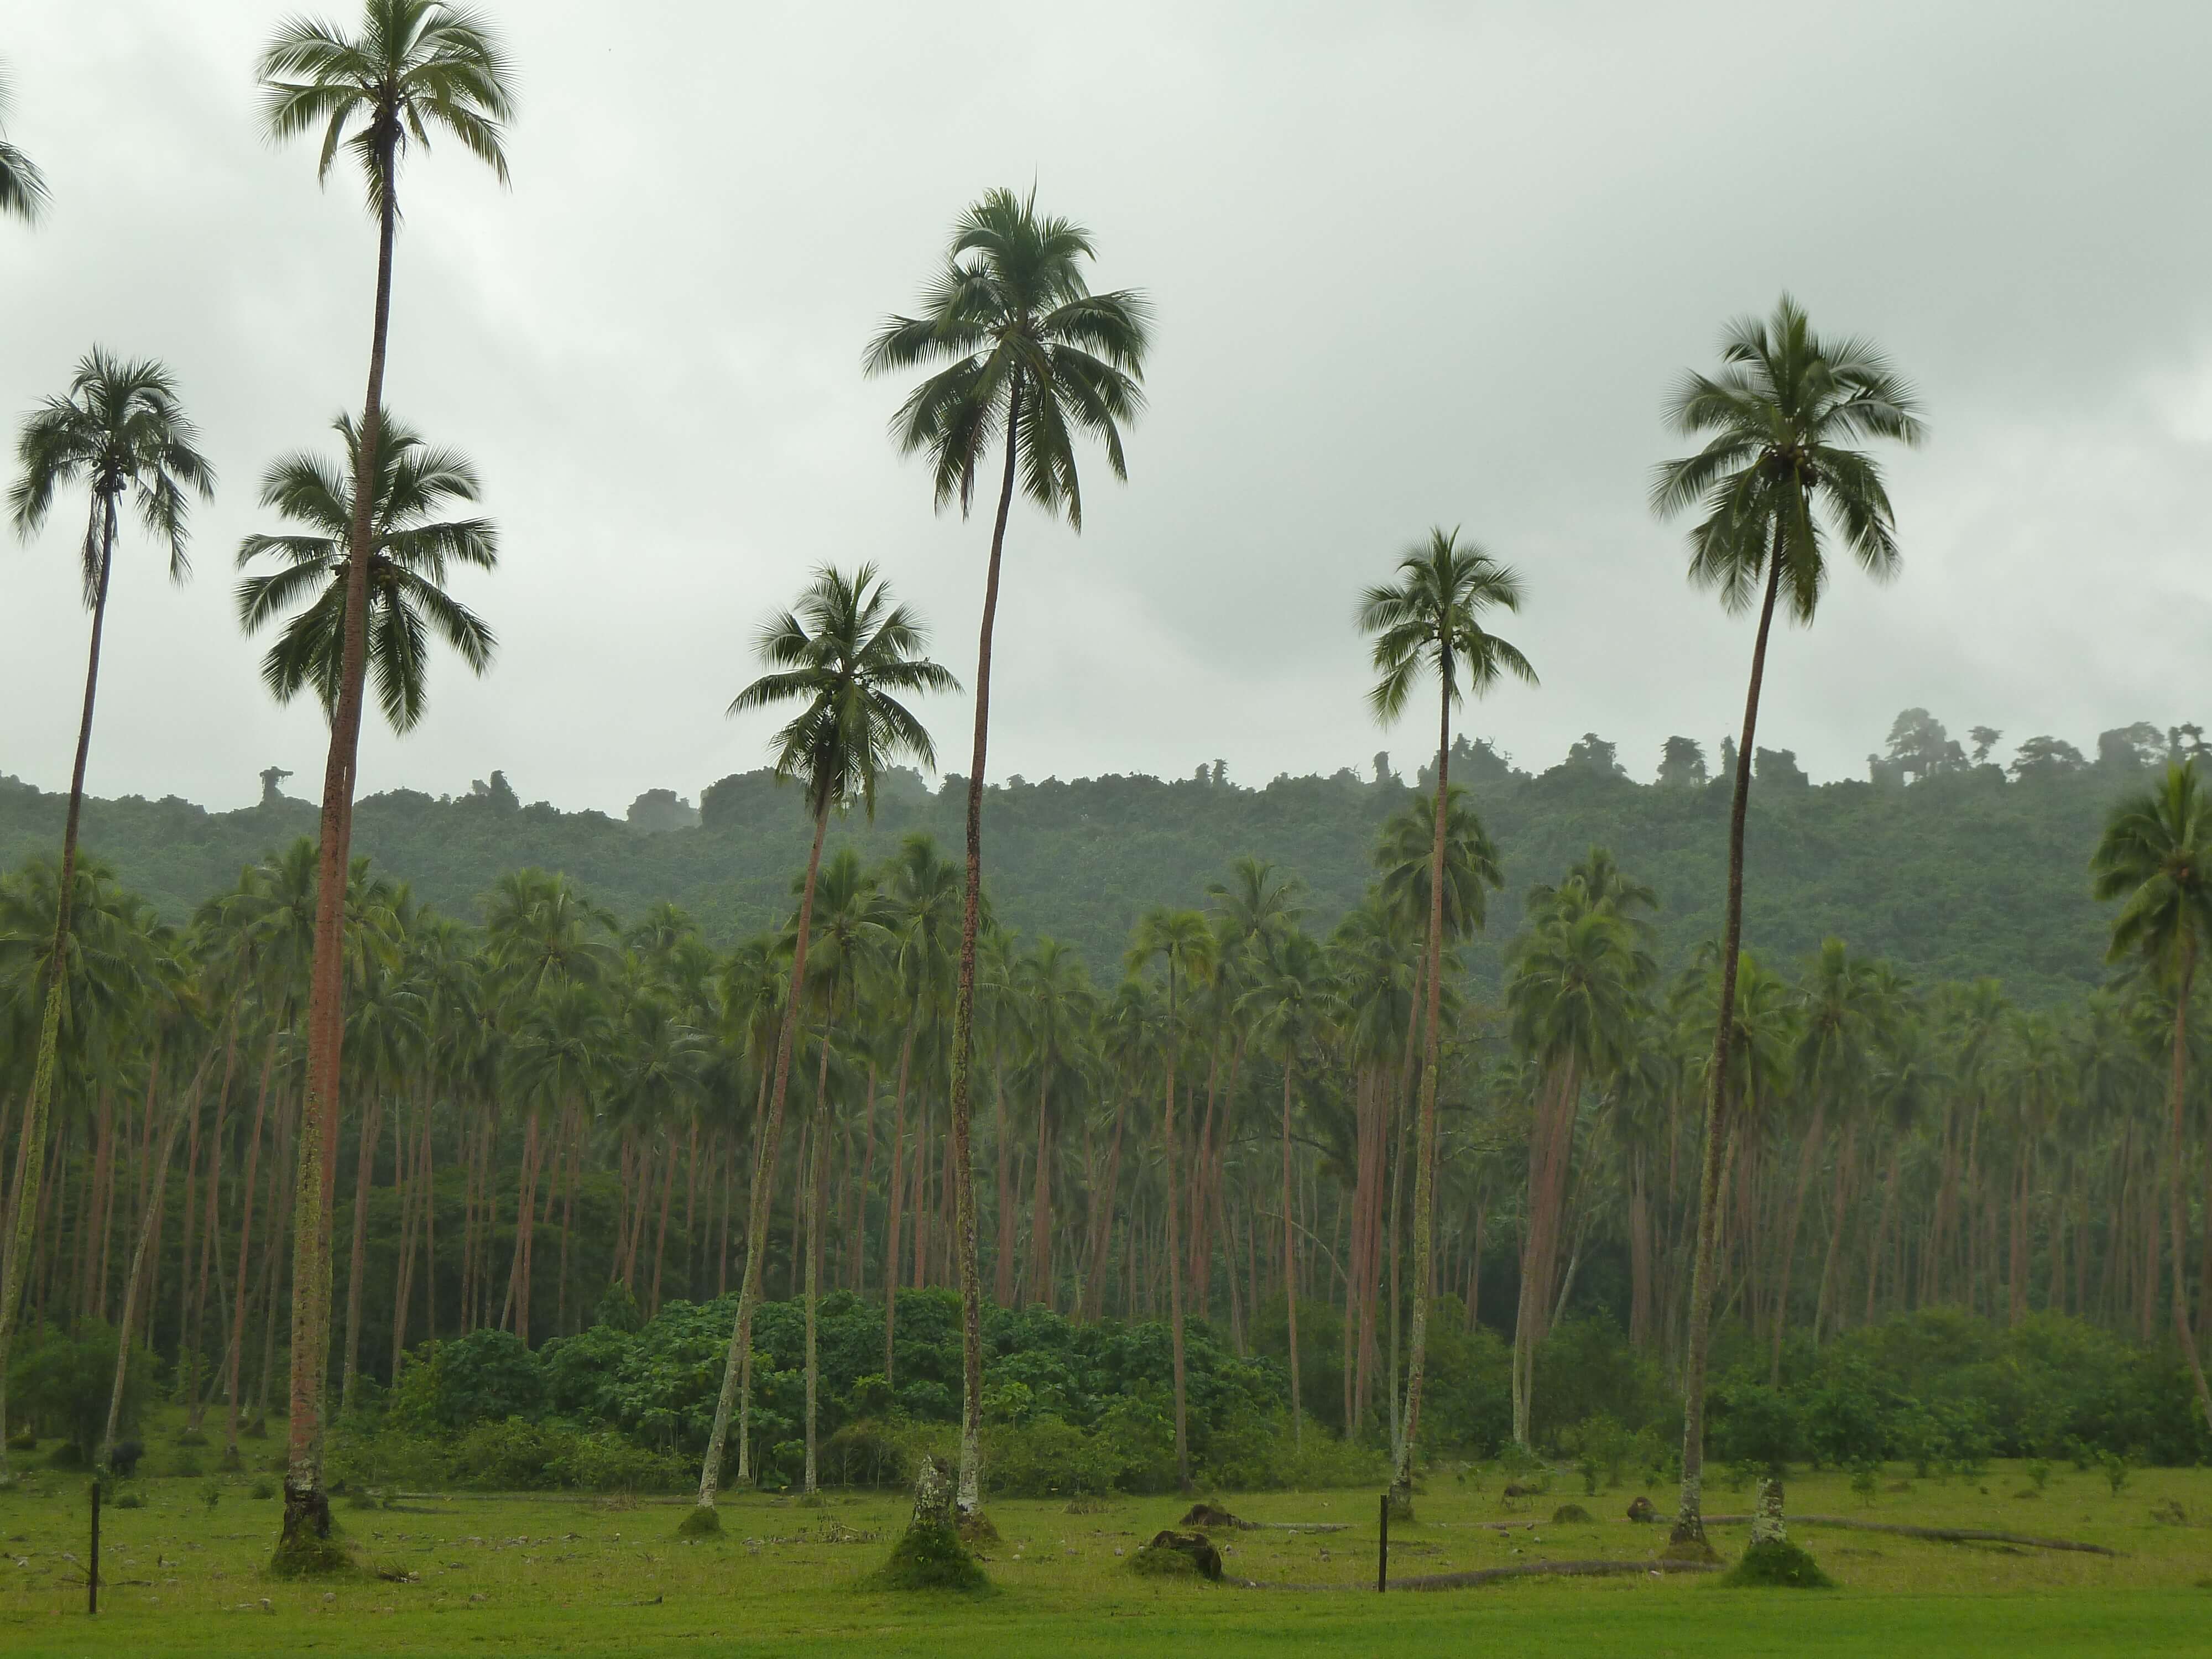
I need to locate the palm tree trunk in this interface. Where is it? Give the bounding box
[281,125,400,1561]
[804,1020,833,1497]
[340,1096,383,1411]
[223,1047,277,1464]
[1028,1072,1053,1310]
[103,1058,208,1465]
[0,489,117,1479]
[945,382,1024,1518]
[1164,969,1192,1495]
[883,1019,913,1384]
[1671,530,1784,1558]
[1770,1097,1827,1382]
[697,805,829,1511]
[1082,1092,1129,1321]
[1396,680,1453,1500]
[1281,1058,1301,1449]
[2165,948,2212,1431]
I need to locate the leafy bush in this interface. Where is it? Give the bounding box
[7,1321,150,1455]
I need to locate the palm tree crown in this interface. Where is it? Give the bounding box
[0,64,49,223]
[12,348,215,594]
[1358,527,1536,724]
[236,411,497,733]
[258,0,514,213]
[2093,761,2212,980]
[728,563,958,821]
[1651,294,1925,619]
[863,187,1149,529]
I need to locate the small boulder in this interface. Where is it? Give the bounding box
[1550,1504,1594,1525]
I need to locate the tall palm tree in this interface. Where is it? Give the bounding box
[1239,926,1334,1447]
[1357,526,1532,1500]
[694,564,953,1525]
[1,352,211,1473]
[2092,761,2212,1432]
[1650,296,1923,1555]
[0,65,49,223]
[1125,906,1216,1494]
[865,187,1147,1514]
[257,0,512,1560]
[236,412,497,731]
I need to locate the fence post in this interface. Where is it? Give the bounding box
[1376,1489,1388,1593]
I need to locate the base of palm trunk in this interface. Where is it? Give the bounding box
[270,1486,355,1577]
[875,1454,989,1592]
[1723,1537,1835,1588]
[675,1504,722,1538]
[954,1509,1000,1545]
[1385,1479,1416,1523]
[1661,1525,1721,1565]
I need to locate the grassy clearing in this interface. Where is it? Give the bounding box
[2,1451,2208,1657]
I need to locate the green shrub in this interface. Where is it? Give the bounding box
[985,1415,1120,1499]
[547,1431,688,1494]
[872,1521,989,1592]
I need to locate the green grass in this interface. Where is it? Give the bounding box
[2,1455,2207,1656]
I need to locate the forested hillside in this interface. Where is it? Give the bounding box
[0,717,2172,1003]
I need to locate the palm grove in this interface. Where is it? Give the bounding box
[4,1,2211,1584]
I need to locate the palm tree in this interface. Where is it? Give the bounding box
[1357,526,1533,1500]
[2092,761,2212,1432]
[236,413,497,731]
[865,187,1148,1514]
[693,565,953,1525]
[1504,872,1648,1444]
[1650,296,1923,1555]
[0,65,49,223]
[1239,926,1333,1447]
[1,353,211,1473]
[1125,906,1217,1494]
[257,0,512,1560]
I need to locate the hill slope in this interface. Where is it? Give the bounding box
[0,748,2132,1003]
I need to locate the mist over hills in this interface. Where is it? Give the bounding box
[9,709,2193,1006]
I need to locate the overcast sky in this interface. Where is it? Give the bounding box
[3,1,2208,815]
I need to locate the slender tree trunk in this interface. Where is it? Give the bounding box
[2165,950,2212,1431]
[1281,1058,1302,1448]
[340,1096,383,1411]
[1770,1097,1826,1382]
[1028,1071,1053,1311]
[103,1060,207,1465]
[883,1019,913,1385]
[696,806,829,1510]
[0,489,118,1479]
[804,1021,833,1496]
[1163,971,1192,1495]
[1396,680,1453,1500]
[1672,533,1783,1558]
[1082,1092,1128,1321]
[281,126,400,1560]
[944,383,1024,1519]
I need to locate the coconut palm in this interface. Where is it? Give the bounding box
[1239,926,1334,1447]
[2092,762,2212,1431]
[1125,906,1217,1494]
[865,187,1148,1512]
[236,412,497,733]
[0,65,49,223]
[694,564,953,1524]
[257,0,513,1557]
[1358,526,1533,1499]
[1,352,211,1473]
[1504,874,1648,1444]
[1650,296,1923,1553]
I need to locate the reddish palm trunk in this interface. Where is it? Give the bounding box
[944,383,1024,1514]
[1672,534,1783,1554]
[696,805,830,1506]
[282,122,400,1555]
[883,1019,914,1381]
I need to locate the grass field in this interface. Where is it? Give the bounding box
[2,1443,2207,1657]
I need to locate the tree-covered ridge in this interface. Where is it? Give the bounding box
[0,718,2180,1005]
